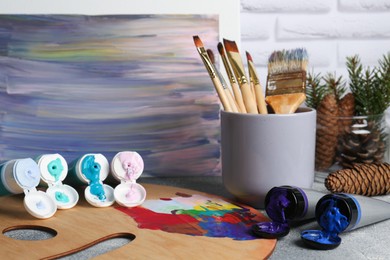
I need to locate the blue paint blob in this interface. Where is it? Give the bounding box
[48,158,64,182]
[301,198,349,250]
[36,200,46,210]
[81,155,106,201]
[55,191,70,203]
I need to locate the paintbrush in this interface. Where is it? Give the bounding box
[266,48,308,114]
[223,39,258,114]
[206,49,239,113]
[193,35,233,112]
[217,42,247,113]
[246,51,268,114]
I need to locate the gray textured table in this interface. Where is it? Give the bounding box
[6,173,390,259]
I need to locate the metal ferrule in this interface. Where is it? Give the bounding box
[221,55,237,84]
[229,57,248,85]
[215,67,228,90]
[197,47,216,79]
[266,71,306,96]
[248,61,260,85]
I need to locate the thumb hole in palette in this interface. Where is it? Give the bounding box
[2,225,135,259]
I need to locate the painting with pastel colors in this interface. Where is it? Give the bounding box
[0,15,221,176]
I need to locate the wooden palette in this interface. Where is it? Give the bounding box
[0,184,276,259]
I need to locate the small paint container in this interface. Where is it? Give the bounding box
[36,154,79,209]
[301,193,390,250]
[66,153,114,207]
[111,151,146,207]
[0,158,57,219]
[252,186,326,238]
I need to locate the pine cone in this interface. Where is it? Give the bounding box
[336,117,386,168]
[337,93,355,135]
[315,94,339,170]
[325,163,390,196]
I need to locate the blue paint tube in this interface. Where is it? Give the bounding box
[66,153,114,207]
[0,158,57,219]
[301,193,390,250]
[35,154,79,210]
[252,185,326,239]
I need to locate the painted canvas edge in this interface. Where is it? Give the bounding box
[0,0,241,44]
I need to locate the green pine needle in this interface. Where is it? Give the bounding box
[346,53,390,115]
[305,71,328,109]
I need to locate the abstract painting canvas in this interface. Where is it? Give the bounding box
[0,0,240,177]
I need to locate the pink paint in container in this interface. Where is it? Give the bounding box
[0,158,57,219]
[111,151,146,207]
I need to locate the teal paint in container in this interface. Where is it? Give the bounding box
[0,158,57,219]
[35,154,79,210]
[111,151,146,207]
[66,153,114,207]
[301,193,390,249]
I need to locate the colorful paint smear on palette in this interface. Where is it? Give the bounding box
[0,15,220,177]
[117,193,265,240]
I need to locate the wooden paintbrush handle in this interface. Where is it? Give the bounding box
[212,77,233,112]
[254,83,268,114]
[231,82,247,113]
[225,89,239,113]
[240,82,258,114]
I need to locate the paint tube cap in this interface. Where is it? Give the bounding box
[111,151,144,182]
[265,186,308,222]
[46,184,79,209]
[24,190,57,219]
[84,184,115,207]
[114,182,146,207]
[36,154,68,184]
[252,186,308,239]
[301,194,356,250]
[252,222,290,239]
[13,158,41,190]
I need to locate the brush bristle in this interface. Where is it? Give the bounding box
[268,48,308,74]
[246,51,253,62]
[207,49,215,64]
[217,42,225,56]
[223,39,239,53]
[193,35,204,48]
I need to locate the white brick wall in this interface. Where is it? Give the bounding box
[240,0,390,84]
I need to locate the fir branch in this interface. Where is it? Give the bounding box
[323,72,346,102]
[347,54,390,115]
[305,71,328,109]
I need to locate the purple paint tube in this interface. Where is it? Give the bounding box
[252,185,326,239]
[301,193,390,250]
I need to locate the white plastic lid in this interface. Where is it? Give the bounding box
[13,158,41,190]
[23,190,57,219]
[84,184,115,207]
[36,154,68,184]
[111,151,144,181]
[47,184,79,209]
[114,182,146,207]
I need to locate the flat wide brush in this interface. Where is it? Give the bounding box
[246,51,268,114]
[266,48,308,114]
[193,35,232,112]
[217,42,247,113]
[223,39,258,114]
[207,48,239,113]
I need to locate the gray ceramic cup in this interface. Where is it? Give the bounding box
[221,107,316,208]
